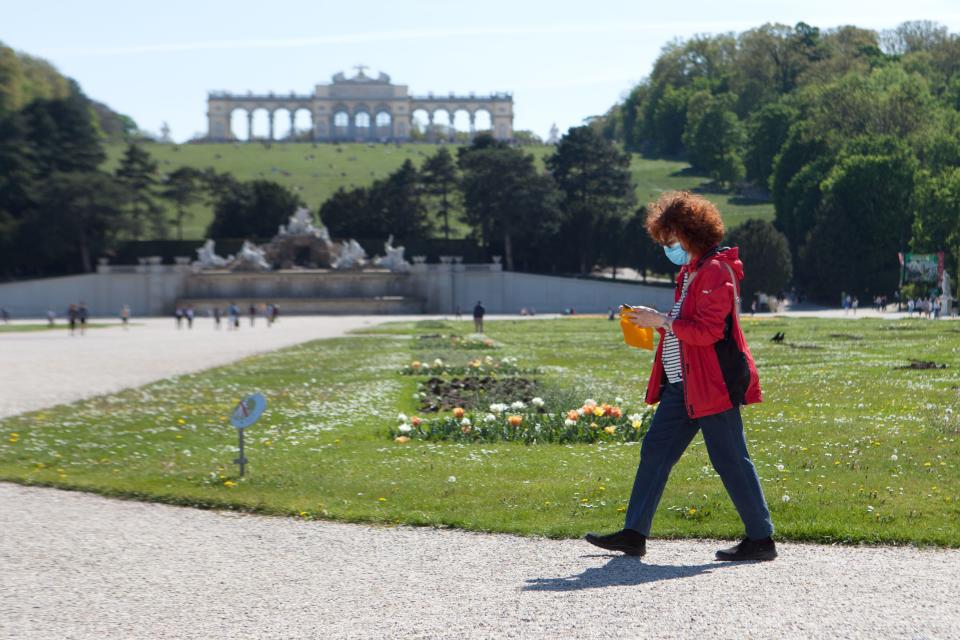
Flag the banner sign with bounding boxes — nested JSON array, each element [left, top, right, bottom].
[[900, 252, 944, 283]]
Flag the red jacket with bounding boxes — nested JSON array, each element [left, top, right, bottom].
[[644, 246, 762, 418]]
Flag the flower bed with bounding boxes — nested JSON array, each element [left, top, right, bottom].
[[400, 355, 535, 376], [416, 376, 541, 412], [416, 334, 499, 350], [390, 398, 653, 444]]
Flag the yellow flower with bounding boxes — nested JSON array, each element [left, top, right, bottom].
[[632, 419, 643, 430], [592, 407, 605, 417], [378, 497, 387, 502], [603, 425, 616, 435], [617, 506, 626, 513], [299, 511, 309, 517], [263, 440, 272, 447], [589, 422, 599, 429], [223, 480, 237, 488], [688, 507, 697, 515], [177, 418, 186, 425]]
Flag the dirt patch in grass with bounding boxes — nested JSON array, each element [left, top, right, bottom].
[[418, 376, 540, 412], [897, 360, 948, 370]]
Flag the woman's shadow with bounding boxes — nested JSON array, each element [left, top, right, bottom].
[[523, 554, 745, 592]]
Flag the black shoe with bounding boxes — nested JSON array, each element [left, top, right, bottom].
[[584, 529, 646, 556], [715, 536, 777, 561]]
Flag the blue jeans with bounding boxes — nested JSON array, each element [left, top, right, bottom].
[[623, 381, 774, 540]]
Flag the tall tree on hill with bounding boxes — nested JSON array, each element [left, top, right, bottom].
[[370, 159, 431, 242], [420, 147, 460, 241], [682, 91, 746, 188], [318, 186, 379, 238], [207, 179, 303, 239], [21, 171, 131, 273], [545, 126, 634, 274], [115, 143, 166, 239], [160, 166, 204, 240], [19, 82, 104, 175]]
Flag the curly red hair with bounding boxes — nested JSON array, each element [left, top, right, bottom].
[[645, 191, 724, 257]]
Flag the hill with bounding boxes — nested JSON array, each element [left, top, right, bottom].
[[102, 141, 774, 240]]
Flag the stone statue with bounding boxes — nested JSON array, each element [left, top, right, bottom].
[[278, 207, 328, 239], [193, 239, 230, 270], [332, 239, 368, 270], [373, 234, 410, 272], [228, 240, 271, 272]]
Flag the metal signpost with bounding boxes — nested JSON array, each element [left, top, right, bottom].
[[229, 392, 267, 476]]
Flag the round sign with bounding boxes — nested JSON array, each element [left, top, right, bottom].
[[230, 393, 267, 429]]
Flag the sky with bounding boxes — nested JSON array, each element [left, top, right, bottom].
[[4, 0, 960, 142]]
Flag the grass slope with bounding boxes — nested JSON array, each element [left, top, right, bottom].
[[1, 316, 956, 546], [104, 142, 774, 240]]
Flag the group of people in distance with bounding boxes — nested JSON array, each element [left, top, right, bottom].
[[177, 302, 280, 330]]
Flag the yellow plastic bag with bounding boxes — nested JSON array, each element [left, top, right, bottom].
[[619, 309, 654, 350]]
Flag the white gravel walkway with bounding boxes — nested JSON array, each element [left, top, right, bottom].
[[2, 313, 959, 639], [2, 483, 958, 640]]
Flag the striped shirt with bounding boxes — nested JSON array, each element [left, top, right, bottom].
[[662, 272, 691, 383]]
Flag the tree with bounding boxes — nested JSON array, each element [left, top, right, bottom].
[[22, 171, 131, 273], [545, 126, 634, 274], [726, 220, 793, 301], [800, 138, 917, 300], [744, 101, 796, 187], [420, 147, 460, 241], [115, 143, 166, 239], [318, 185, 378, 238], [160, 166, 204, 240], [912, 167, 960, 278], [207, 179, 303, 239], [682, 91, 745, 187], [370, 159, 431, 242]]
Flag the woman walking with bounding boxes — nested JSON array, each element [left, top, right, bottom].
[[585, 192, 776, 561]]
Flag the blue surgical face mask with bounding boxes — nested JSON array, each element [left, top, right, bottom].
[[664, 242, 690, 266]]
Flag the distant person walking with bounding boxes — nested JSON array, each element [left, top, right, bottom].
[[67, 304, 78, 336], [271, 304, 279, 325], [47, 308, 55, 327], [852, 297, 859, 315], [1, 308, 9, 323], [78, 303, 88, 335], [228, 302, 240, 330], [249, 304, 257, 327], [213, 306, 222, 330], [186, 305, 195, 329], [473, 300, 485, 333], [175, 306, 184, 329], [120, 304, 130, 330]]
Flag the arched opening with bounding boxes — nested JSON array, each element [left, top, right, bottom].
[[293, 108, 312, 140], [273, 108, 292, 140], [375, 111, 392, 139], [229, 109, 249, 141], [411, 108, 430, 141], [473, 109, 493, 136], [354, 111, 371, 139], [333, 111, 350, 138], [431, 108, 453, 141], [451, 108, 472, 144], [250, 108, 270, 141]]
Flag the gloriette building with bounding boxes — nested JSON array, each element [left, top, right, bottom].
[[206, 66, 514, 142]]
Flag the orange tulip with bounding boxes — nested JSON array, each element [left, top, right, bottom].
[[508, 415, 523, 427], [609, 407, 622, 418], [453, 407, 465, 419], [566, 410, 579, 422], [394, 435, 411, 443], [410, 416, 422, 427]]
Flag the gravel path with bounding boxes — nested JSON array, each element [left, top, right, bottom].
[[2, 483, 958, 640], [3, 313, 959, 638]]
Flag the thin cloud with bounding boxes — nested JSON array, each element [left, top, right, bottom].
[[41, 21, 754, 56]]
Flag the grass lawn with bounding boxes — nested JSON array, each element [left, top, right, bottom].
[[0, 323, 113, 333], [103, 142, 773, 240], [2, 316, 955, 546]]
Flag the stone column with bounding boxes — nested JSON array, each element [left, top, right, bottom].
[[427, 111, 435, 142], [290, 111, 297, 140], [246, 111, 254, 141], [468, 112, 476, 141], [268, 111, 275, 141], [448, 111, 456, 142]]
